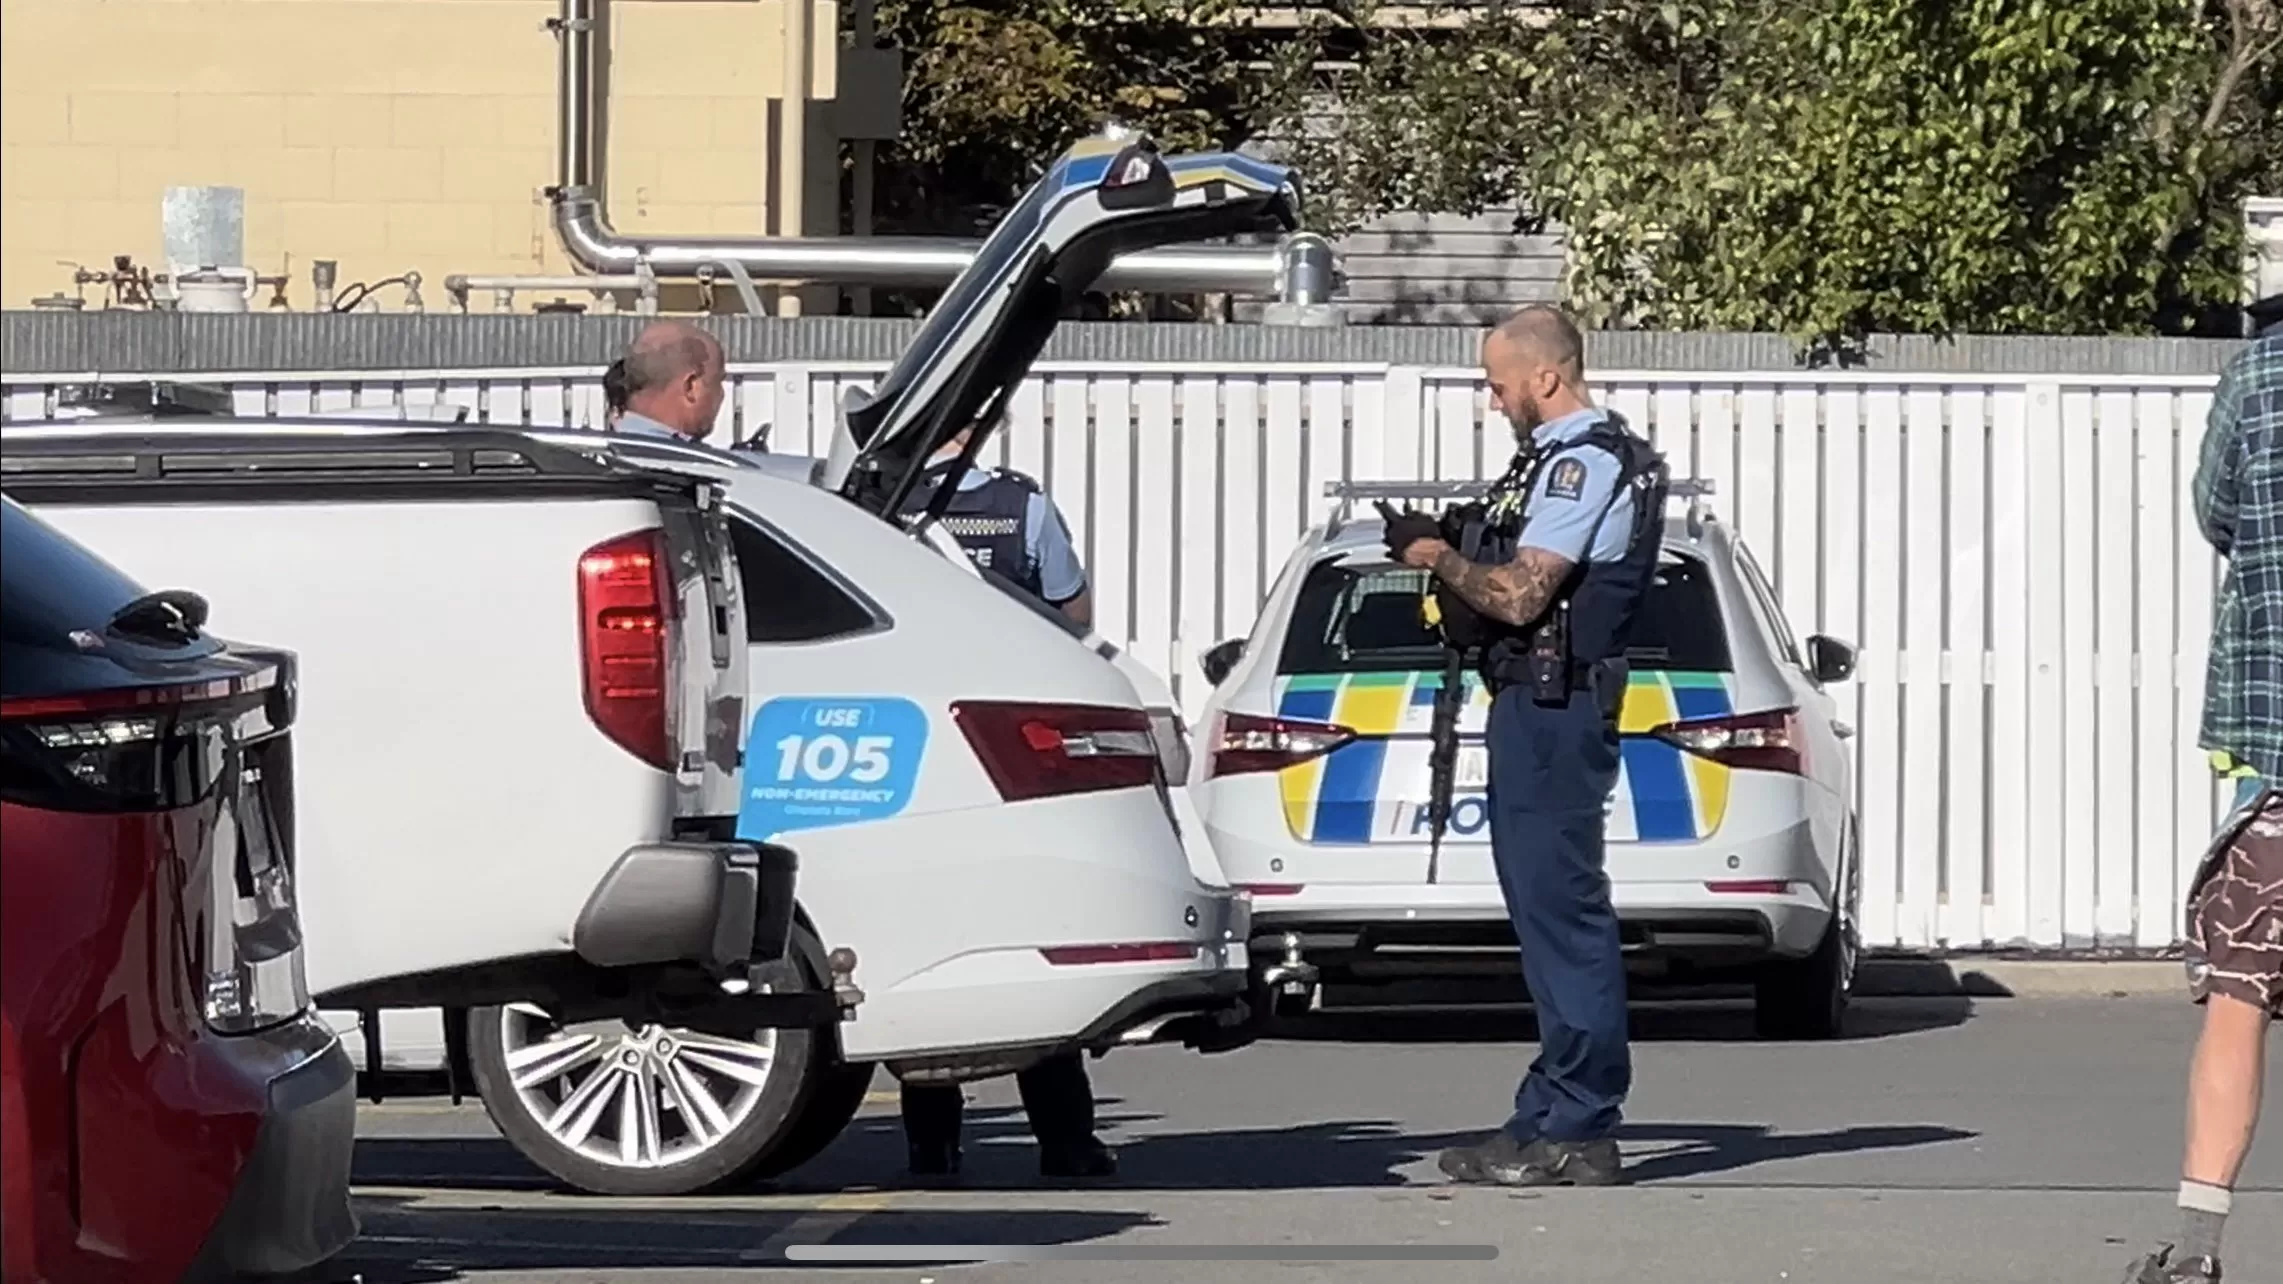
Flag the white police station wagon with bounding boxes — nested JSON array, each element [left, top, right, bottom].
[[1188, 481, 1865, 1039]]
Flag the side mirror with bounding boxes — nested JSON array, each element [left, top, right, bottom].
[[1199, 638, 1245, 687], [1807, 634, 1856, 685]]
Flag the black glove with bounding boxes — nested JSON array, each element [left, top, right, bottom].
[[1375, 501, 1443, 562]]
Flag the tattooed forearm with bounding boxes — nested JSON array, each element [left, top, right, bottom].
[[1430, 545, 1574, 627]]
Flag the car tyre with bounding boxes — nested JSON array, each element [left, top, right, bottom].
[[1753, 916, 1849, 1040], [466, 927, 844, 1196], [743, 1057, 876, 1180], [1752, 820, 1861, 1042]]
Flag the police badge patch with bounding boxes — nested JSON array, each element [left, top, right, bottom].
[[1546, 455, 1588, 501]]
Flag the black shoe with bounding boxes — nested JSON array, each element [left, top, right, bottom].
[[1039, 1140, 1118, 1180], [1436, 1134, 1621, 1187], [907, 1141, 962, 1179], [2125, 1245, 2221, 1283]]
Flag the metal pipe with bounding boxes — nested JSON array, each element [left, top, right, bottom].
[[849, 0, 877, 316], [698, 260, 767, 315], [777, 0, 809, 316], [545, 0, 1312, 296], [445, 269, 656, 314]]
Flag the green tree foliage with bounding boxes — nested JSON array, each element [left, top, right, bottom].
[[867, 0, 1276, 239], [1267, 0, 2282, 342]]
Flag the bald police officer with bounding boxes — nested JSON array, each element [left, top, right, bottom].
[[893, 422, 1110, 1181], [1386, 305, 1668, 1187], [607, 320, 726, 443]]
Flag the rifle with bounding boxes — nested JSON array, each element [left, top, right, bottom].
[[1421, 613, 1472, 884], [1378, 498, 1491, 884]]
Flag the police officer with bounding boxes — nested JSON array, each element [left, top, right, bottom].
[[606, 320, 726, 443], [892, 422, 1111, 1181], [1384, 305, 1668, 1188]]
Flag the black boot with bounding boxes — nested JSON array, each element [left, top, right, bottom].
[[1019, 1052, 1117, 1180], [1437, 1133, 1622, 1187], [900, 1080, 965, 1180], [2124, 1245, 2222, 1283]]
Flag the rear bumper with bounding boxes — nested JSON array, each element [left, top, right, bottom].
[[1246, 880, 1832, 978], [181, 1022, 359, 1282], [883, 969, 1255, 1084]]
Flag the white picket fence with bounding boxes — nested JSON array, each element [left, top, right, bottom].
[[1, 361, 2239, 954]]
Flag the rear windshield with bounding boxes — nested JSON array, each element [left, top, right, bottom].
[[0, 497, 150, 655], [1275, 551, 1733, 674]]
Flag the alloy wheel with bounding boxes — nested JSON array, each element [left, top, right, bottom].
[[494, 1003, 779, 1169]]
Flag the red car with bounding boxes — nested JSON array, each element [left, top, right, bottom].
[[1, 495, 357, 1282]]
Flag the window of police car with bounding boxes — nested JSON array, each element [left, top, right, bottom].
[[1276, 552, 1735, 676], [1732, 545, 1805, 672], [726, 514, 886, 644]]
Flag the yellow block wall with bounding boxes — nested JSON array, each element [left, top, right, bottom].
[[0, 0, 840, 312]]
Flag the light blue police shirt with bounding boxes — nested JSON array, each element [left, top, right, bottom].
[[942, 465, 1089, 604], [611, 411, 685, 441], [1515, 408, 1638, 564]]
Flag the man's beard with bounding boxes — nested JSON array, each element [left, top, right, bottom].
[[1507, 401, 1543, 446]]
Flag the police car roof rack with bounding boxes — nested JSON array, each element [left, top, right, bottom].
[[50, 379, 237, 418], [1322, 477, 1718, 539], [44, 379, 484, 427]]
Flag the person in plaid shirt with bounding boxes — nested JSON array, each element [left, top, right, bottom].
[[2126, 298, 2283, 1284], [2194, 309, 2283, 803]]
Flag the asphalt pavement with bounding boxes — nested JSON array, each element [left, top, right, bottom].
[[332, 995, 2282, 1284]]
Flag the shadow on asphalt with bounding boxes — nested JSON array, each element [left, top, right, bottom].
[[1272, 995, 1976, 1046], [356, 1110, 1976, 1197], [352, 1001, 1979, 1199], [331, 1196, 1154, 1280]]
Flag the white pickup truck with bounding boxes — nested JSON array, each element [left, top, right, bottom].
[[0, 423, 847, 1055]]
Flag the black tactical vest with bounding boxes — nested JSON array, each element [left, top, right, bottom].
[[899, 461, 1045, 600], [1461, 414, 1670, 679]]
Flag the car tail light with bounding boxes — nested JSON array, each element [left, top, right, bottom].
[[1706, 879, 1794, 895], [0, 664, 282, 812], [0, 655, 313, 1034], [952, 701, 1163, 802], [1040, 942, 1201, 966], [578, 529, 678, 772], [1652, 708, 1805, 775], [1207, 712, 1355, 779], [1236, 882, 1305, 897]]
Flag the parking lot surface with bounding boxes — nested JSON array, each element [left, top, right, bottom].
[[334, 996, 2281, 1283]]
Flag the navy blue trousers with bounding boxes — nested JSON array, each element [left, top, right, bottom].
[[1484, 681, 1632, 1143]]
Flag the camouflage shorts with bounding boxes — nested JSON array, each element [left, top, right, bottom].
[[2185, 790, 2283, 1015]]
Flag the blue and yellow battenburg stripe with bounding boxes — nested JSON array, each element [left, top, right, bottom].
[[1046, 142, 1292, 201], [1271, 670, 1736, 846]]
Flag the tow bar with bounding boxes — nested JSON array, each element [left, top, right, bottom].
[[1256, 932, 1321, 1020]]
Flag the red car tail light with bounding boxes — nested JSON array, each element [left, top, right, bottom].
[[951, 701, 1162, 802], [0, 654, 312, 1035], [0, 664, 282, 812], [1652, 708, 1805, 775], [578, 529, 678, 772], [1706, 879, 1794, 895], [1206, 712, 1355, 779], [1040, 942, 1201, 966], [1235, 882, 1305, 897]]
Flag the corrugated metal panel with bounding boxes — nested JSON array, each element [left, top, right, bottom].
[[0, 310, 2250, 375]]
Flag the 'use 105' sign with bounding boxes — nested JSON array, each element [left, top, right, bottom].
[[736, 696, 928, 841]]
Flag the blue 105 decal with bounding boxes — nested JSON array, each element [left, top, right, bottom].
[[737, 697, 928, 841]]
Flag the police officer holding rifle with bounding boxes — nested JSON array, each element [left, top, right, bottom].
[[1380, 305, 1670, 1187]]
